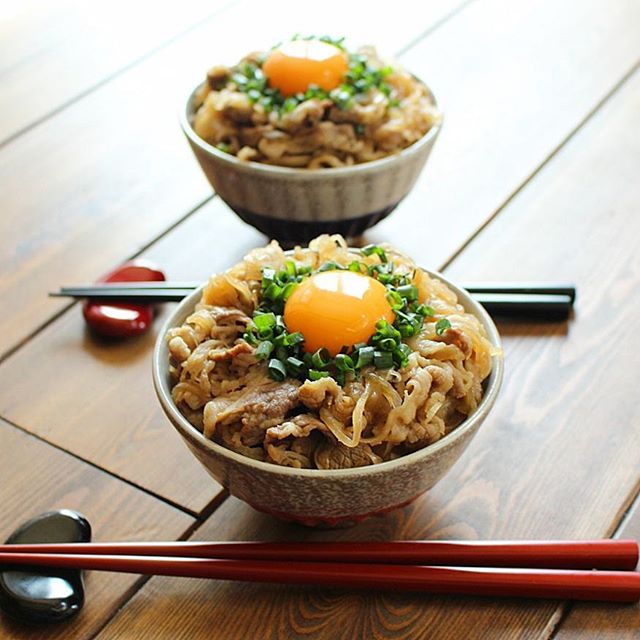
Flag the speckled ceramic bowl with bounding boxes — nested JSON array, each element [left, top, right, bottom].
[[180, 82, 441, 244], [153, 268, 503, 527]]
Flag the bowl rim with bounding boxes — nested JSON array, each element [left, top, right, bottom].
[[179, 78, 443, 179], [153, 259, 504, 479]]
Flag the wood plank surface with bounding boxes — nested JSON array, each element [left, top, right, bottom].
[[0, 0, 238, 144], [0, 0, 463, 361], [95, 50, 640, 640], [2, 0, 639, 362], [552, 499, 640, 640], [0, 305, 223, 514], [0, 418, 194, 639], [367, 0, 640, 266]]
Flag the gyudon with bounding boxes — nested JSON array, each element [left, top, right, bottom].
[[167, 235, 492, 470], [192, 35, 440, 168]]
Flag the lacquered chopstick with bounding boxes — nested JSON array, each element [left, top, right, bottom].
[[470, 293, 572, 319], [50, 282, 577, 297], [1, 539, 636, 571], [49, 283, 576, 319], [0, 553, 637, 602]]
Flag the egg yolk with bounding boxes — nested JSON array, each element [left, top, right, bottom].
[[284, 271, 395, 356], [263, 39, 348, 97]]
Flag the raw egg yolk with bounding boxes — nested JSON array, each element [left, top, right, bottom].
[[263, 39, 348, 97], [284, 271, 395, 356]]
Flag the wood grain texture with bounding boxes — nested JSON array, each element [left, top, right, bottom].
[[95, 46, 640, 640], [95, 498, 558, 640], [367, 0, 640, 267], [0, 0, 463, 360], [0, 304, 223, 514], [0, 418, 194, 639], [552, 499, 640, 640], [0, 0, 238, 143]]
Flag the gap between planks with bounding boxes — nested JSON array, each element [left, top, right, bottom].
[[439, 59, 640, 274], [0, 0, 243, 150], [0, 413, 227, 520], [542, 486, 640, 640], [0, 194, 214, 367], [0, 0, 478, 150], [85, 502, 232, 640]]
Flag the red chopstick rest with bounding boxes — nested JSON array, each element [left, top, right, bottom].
[[82, 261, 165, 338]]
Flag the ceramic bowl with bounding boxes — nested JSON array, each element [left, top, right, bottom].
[[180, 82, 442, 244], [153, 268, 503, 527]]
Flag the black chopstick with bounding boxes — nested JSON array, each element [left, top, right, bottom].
[[49, 283, 576, 319]]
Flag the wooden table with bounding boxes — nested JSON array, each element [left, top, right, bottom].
[[1, 1, 639, 637]]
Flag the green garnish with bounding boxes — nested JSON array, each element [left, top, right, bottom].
[[361, 244, 388, 262], [267, 358, 287, 381], [243, 245, 441, 385], [435, 318, 452, 335], [224, 35, 397, 117]]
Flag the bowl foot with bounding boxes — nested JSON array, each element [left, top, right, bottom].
[[230, 204, 399, 245], [246, 491, 424, 528]]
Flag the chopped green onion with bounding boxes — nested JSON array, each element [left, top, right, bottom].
[[285, 356, 305, 375], [311, 348, 332, 369], [378, 338, 397, 351], [373, 350, 393, 369], [309, 369, 330, 381], [416, 304, 435, 317], [262, 267, 276, 284], [267, 358, 287, 381], [386, 289, 403, 310], [397, 284, 418, 301], [393, 343, 412, 368], [255, 341, 274, 360], [317, 261, 343, 272], [263, 282, 282, 301], [355, 346, 374, 368], [335, 354, 354, 371], [435, 318, 452, 335], [253, 312, 276, 332], [361, 244, 387, 263], [243, 331, 258, 346], [284, 331, 304, 346], [281, 282, 298, 301]]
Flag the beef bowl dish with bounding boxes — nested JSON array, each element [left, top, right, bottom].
[[180, 36, 442, 243], [153, 235, 503, 526]]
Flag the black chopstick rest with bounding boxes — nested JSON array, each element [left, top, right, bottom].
[[0, 510, 91, 624]]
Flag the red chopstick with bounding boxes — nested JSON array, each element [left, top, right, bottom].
[[0, 539, 637, 570], [0, 552, 638, 602]]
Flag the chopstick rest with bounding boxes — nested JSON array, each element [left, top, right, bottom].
[[0, 510, 91, 624], [82, 261, 165, 338]]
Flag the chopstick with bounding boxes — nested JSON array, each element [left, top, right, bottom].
[[0, 551, 638, 602], [49, 283, 577, 319], [1, 539, 636, 570]]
